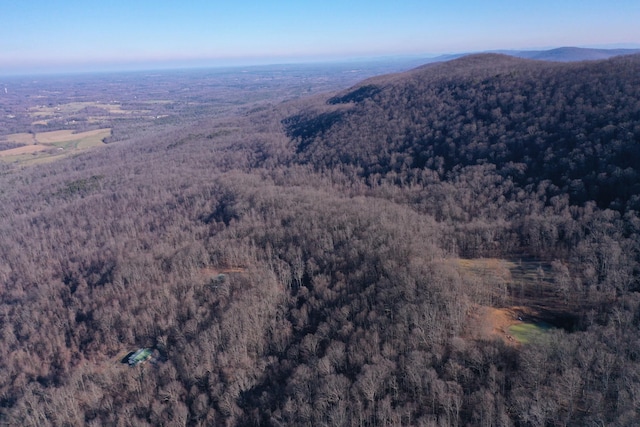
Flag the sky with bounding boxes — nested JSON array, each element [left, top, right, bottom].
[[1, 0, 639, 74]]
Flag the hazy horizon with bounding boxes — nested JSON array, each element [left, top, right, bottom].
[[2, 0, 639, 75]]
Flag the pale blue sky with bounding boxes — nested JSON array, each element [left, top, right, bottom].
[[2, 0, 639, 73]]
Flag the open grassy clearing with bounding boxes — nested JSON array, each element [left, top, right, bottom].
[[455, 257, 570, 345], [508, 322, 551, 344], [466, 305, 552, 346], [0, 128, 110, 165]]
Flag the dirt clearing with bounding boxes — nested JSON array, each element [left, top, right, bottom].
[[455, 258, 577, 346], [467, 305, 524, 345]]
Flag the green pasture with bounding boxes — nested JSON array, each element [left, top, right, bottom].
[[509, 322, 552, 344]]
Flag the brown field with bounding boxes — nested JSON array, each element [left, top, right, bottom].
[[4, 129, 110, 145], [28, 101, 128, 117], [35, 129, 107, 144], [0, 128, 111, 164], [454, 257, 514, 281], [4, 132, 36, 144], [0, 144, 50, 157]]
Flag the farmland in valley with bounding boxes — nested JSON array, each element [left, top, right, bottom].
[[0, 128, 111, 164]]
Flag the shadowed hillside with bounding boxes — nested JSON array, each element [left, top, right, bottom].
[[285, 54, 640, 212]]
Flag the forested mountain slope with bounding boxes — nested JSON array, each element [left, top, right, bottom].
[[1, 55, 640, 426], [286, 53, 640, 211]]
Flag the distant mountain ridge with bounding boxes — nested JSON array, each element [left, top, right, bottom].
[[428, 46, 640, 63], [502, 46, 640, 62]]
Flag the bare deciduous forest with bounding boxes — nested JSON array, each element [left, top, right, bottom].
[[1, 53, 640, 426]]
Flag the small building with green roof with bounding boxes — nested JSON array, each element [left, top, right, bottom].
[[128, 348, 153, 366]]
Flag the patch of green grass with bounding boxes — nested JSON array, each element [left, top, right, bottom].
[[509, 322, 551, 344]]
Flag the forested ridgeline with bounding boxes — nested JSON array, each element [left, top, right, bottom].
[[1, 54, 640, 426], [285, 53, 640, 212]]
